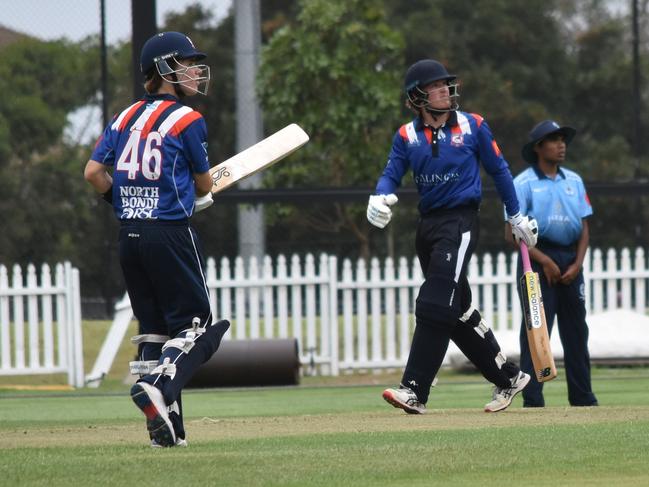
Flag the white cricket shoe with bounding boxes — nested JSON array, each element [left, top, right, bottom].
[[130, 382, 176, 447], [382, 387, 426, 414], [151, 437, 188, 448], [484, 371, 531, 412]]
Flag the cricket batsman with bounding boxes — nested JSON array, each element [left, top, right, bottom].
[[368, 59, 538, 413], [84, 31, 229, 447]]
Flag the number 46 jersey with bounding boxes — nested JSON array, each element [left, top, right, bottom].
[[91, 93, 210, 220]]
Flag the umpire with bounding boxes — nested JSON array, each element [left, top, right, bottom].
[[507, 120, 599, 407]]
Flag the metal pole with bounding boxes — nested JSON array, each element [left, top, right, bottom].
[[99, 0, 109, 127], [131, 0, 157, 101], [235, 0, 265, 261], [99, 0, 115, 318], [632, 0, 642, 174], [631, 0, 644, 244]]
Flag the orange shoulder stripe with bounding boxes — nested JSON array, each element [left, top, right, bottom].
[[118, 101, 145, 131], [140, 101, 175, 138], [492, 140, 502, 156], [470, 113, 484, 127], [169, 111, 203, 137]]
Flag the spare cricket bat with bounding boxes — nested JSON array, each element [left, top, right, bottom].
[[209, 123, 309, 193], [519, 241, 557, 382]]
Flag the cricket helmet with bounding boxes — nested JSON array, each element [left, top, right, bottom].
[[404, 59, 459, 112], [140, 31, 210, 95]]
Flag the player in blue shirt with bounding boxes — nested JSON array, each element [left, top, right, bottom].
[[369, 59, 538, 414], [507, 120, 598, 407], [84, 31, 230, 447]]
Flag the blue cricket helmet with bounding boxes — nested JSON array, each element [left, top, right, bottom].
[[140, 31, 206, 75]]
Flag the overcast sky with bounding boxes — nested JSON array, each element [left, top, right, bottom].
[[0, 0, 232, 44]]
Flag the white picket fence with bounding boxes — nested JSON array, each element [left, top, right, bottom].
[[0, 262, 84, 387], [13, 247, 648, 387], [202, 247, 649, 375]]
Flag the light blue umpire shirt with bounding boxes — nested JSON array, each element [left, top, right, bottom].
[[510, 165, 592, 247]]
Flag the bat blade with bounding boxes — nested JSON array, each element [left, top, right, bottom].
[[519, 242, 557, 383], [209, 123, 309, 194]]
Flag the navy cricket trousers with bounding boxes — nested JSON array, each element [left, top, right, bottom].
[[516, 242, 598, 407], [118, 219, 212, 339]]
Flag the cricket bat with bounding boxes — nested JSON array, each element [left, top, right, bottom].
[[519, 241, 557, 382], [209, 123, 309, 194]]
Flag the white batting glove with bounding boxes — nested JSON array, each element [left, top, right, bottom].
[[367, 194, 398, 229], [194, 193, 214, 213], [508, 212, 539, 247]]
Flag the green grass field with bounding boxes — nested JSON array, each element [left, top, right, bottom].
[[1, 366, 648, 487]]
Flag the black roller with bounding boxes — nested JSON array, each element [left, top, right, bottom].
[[186, 338, 301, 388]]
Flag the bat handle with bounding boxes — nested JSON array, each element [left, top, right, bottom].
[[520, 241, 533, 273]]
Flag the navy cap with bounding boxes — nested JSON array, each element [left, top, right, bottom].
[[522, 120, 576, 164]]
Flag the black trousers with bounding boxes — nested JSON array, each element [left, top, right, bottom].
[[402, 206, 518, 403], [415, 206, 479, 320], [517, 242, 598, 407]]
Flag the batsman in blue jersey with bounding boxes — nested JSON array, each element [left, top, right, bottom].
[[84, 32, 229, 447], [369, 59, 538, 413]]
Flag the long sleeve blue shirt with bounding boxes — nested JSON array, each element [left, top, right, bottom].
[[375, 111, 520, 216]]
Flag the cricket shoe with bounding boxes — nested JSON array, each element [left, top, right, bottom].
[[484, 371, 531, 412], [130, 382, 176, 447], [382, 387, 426, 414], [151, 437, 188, 448]]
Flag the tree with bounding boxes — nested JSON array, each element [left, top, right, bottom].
[[0, 38, 99, 263], [257, 0, 405, 258]]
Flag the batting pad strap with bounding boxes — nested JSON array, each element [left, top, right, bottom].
[[473, 320, 489, 338], [129, 360, 159, 376], [495, 352, 507, 368], [163, 337, 195, 354], [162, 321, 207, 354], [459, 305, 477, 323], [151, 358, 177, 379], [131, 334, 170, 345]]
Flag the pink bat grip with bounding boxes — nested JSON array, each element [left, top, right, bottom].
[[520, 241, 533, 273]]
